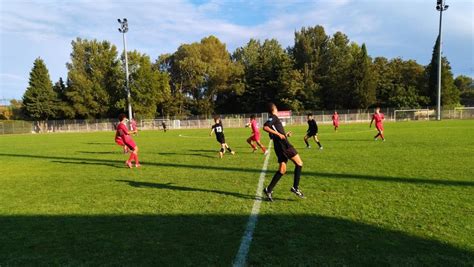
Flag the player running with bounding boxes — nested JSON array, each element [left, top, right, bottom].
[[332, 111, 339, 132], [210, 116, 235, 158], [304, 113, 323, 150], [263, 103, 304, 202], [370, 107, 385, 141], [245, 114, 267, 154], [116, 113, 140, 168]]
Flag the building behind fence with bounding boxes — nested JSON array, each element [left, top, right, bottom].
[[1, 107, 473, 135]]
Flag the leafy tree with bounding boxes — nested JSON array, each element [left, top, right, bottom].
[[320, 32, 353, 109], [22, 58, 56, 120], [164, 36, 243, 116], [65, 38, 123, 119], [454, 75, 474, 106], [125, 50, 171, 119], [234, 39, 304, 112], [290, 25, 329, 109]]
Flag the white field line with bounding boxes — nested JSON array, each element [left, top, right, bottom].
[[233, 140, 272, 267]]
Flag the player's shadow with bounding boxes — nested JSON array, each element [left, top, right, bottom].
[[1, 153, 473, 187], [116, 179, 292, 201], [77, 151, 119, 155], [1, 214, 472, 265], [157, 152, 215, 159], [52, 160, 123, 169]]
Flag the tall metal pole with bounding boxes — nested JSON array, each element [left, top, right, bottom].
[[436, 7, 443, 120], [122, 32, 132, 120], [436, 0, 448, 121], [118, 18, 133, 120]]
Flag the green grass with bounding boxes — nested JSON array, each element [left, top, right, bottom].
[[1, 120, 473, 266]]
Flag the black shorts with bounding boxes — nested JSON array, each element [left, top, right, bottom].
[[306, 131, 317, 137], [216, 134, 226, 144], [274, 141, 298, 163]]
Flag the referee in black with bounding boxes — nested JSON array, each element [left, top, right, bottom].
[[263, 103, 305, 201]]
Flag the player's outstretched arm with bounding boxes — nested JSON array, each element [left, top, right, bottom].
[[209, 129, 215, 136], [369, 118, 374, 128]]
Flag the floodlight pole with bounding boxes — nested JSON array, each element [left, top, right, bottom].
[[118, 18, 133, 120], [436, 0, 448, 121]]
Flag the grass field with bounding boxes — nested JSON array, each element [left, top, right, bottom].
[[1, 120, 473, 266]]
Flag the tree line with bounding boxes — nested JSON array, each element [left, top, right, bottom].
[[17, 25, 473, 121]]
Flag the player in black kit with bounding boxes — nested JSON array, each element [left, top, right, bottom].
[[263, 103, 304, 201], [210, 116, 235, 158], [304, 113, 323, 149]]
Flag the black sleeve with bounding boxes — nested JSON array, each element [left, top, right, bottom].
[[264, 119, 273, 128]]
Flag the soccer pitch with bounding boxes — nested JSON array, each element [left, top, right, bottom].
[[1, 120, 473, 265]]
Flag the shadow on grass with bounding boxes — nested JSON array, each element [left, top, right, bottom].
[[116, 179, 293, 201], [158, 152, 216, 159], [77, 151, 120, 155], [0, 214, 472, 265], [1, 152, 473, 187]]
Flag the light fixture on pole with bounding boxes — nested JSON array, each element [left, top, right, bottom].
[[435, 0, 448, 120], [118, 18, 133, 120]]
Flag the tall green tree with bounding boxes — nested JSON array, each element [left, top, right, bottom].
[[22, 58, 56, 120], [320, 32, 353, 109], [290, 25, 329, 109], [125, 50, 171, 119], [425, 36, 460, 107], [52, 77, 75, 119], [65, 38, 123, 119], [349, 43, 376, 108]]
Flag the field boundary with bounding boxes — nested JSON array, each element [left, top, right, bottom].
[[233, 140, 273, 267]]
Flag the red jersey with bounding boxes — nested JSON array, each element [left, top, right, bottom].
[[250, 119, 260, 135], [116, 123, 129, 139], [373, 113, 384, 124], [332, 114, 339, 122]]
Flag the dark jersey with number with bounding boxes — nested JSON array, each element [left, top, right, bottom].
[[307, 119, 318, 134], [212, 122, 225, 143]]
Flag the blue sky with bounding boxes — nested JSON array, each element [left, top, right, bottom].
[[0, 0, 473, 101]]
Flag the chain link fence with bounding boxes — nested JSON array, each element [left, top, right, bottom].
[[0, 107, 473, 135]]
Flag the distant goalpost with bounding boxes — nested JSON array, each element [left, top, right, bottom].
[[394, 109, 433, 121], [453, 107, 474, 119]]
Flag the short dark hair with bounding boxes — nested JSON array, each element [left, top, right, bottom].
[[118, 113, 127, 121], [250, 114, 256, 119], [214, 116, 220, 121], [267, 102, 276, 113], [307, 113, 313, 117]]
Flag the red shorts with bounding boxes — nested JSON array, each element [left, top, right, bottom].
[[122, 136, 137, 150], [115, 137, 125, 146], [250, 133, 260, 142], [333, 121, 339, 127], [376, 124, 384, 131]]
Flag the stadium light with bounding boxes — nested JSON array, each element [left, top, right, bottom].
[[118, 18, 133, 120], [435, 0, 448, 121]]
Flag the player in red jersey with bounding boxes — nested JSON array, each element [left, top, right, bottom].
[[116, 113, 140, 167], [370, 107, 385, 141], [245, 115, 267, 154], [332, 111, 339, 132]]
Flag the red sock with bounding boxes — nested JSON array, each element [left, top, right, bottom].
[[134, 153, 139, 165], [261, 146, 266, 152], [128, 153, 135, 163]]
